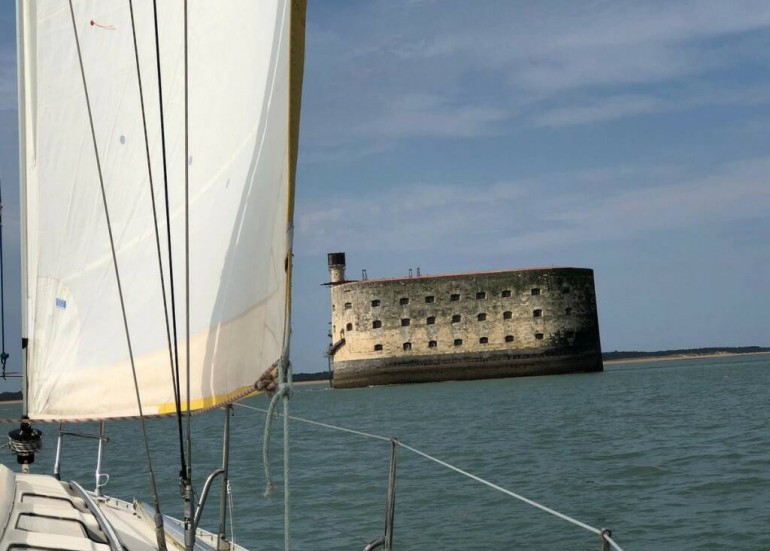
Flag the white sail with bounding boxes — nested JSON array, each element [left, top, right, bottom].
[[18, 0, 304, 420]]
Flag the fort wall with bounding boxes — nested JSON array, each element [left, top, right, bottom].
[[327, 253, 602, 388]]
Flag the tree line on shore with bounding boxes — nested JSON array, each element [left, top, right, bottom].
[[602, 345, 770, 361]]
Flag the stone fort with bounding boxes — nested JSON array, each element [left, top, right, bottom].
[[326, 252, 603, 388]]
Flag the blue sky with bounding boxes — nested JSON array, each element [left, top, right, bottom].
[[1, 1, 769, 385]]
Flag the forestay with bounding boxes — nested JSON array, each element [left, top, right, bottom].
[[18, 0, 303, 420]]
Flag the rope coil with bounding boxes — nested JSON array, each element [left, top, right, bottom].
[[262, 380, 292, 498], [8, 420, 42, 465], [7, 433, 42, 455]]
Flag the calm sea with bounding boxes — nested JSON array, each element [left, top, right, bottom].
[[1, 353, 768, 550]]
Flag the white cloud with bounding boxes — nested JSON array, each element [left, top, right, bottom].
[[535, 95, 661, 127], [296, 158, 770, 257], [535, 85, 770, 128], [363, 93, 511, 139], [301, 0, 770, 158]]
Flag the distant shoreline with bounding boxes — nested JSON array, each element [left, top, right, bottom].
[[1, 350, 766, 403], [604, 350, 770, 366]]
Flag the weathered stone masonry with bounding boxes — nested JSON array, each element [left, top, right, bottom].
[[327, 253, 603, 388]]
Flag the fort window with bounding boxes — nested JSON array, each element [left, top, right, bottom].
[[428, 340, 437, 349], [346, 323, 353, 331], [533, 309, 543, 318], [371, 299, 381, 307], [535, 333, 544, 340], [403, 342, 412, 351], [503, 311, 512, 320], [450, 293, 460, 302], [453, 339, 463, 347], [374, 344, 383, 352], [562, 287, 571, 294], [477, 313, 487, 321], [344, 302, 352, 309], [565, 307, 572, 316], [425, 295, 435, 303], [479, 337, 488, 345], [476, 291, 486, 300], [505, 335, 514, 343], [372, 320, 382, 329], [400, 297, 409, 305], [531, 288, 540, 296], [332, 304, 335, 311], [401, 318, 410, 327], [501, 290, 511, 298], [451, 314, 461, 323], [426, 316, 436, 325]]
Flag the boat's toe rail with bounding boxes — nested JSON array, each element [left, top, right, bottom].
[[0, 465, 111, 550]]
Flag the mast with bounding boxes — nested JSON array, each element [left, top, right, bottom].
[[0, 166, 9, 378], [8, 0, 40, 460], [15, 0, 28, 417]]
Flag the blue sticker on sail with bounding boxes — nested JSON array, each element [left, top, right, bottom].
[[56, 298, 67, 310]]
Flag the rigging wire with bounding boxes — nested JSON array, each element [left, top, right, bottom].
[[0, 163, 9, 379], [126, 0, 181, 431], [183, 0, 192, 486], [150, 0, 188, 481], [237, 402, 625, 551], [182, 4, 197, 550], [66, 2, 167, 549]]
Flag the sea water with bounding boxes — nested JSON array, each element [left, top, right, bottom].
[[1, 353, 768, 550]]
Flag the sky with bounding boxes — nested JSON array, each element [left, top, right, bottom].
[[0, 1, 769, 387]]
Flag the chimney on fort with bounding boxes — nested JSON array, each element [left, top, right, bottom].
[[328, 252, 347, 284]]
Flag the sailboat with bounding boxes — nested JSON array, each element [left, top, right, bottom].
[[2, 0, 306, 549]]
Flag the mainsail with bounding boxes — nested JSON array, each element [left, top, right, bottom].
[[18, 0, 305, 420]]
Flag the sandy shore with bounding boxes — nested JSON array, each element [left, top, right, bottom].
[[604, 351, 770, 366]]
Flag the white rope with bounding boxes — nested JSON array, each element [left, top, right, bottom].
[[261, 389, 285, 497], [236, 404, 624, 551], [227, 480, 236, 547], [281, 361, 292, 551]]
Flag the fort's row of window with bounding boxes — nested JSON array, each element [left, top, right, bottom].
[[341, 286, 576, 312], [357, 309, 571, 330], [359, 287, 574, 309], [372, 332, 567, 352]]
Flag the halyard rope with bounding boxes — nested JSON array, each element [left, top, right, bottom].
[[261, 389, 283, 497], [238, 402, 624, 551]]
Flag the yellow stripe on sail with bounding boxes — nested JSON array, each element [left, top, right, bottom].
[[157, 385, 262, 415]]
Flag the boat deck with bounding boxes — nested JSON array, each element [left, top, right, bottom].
[[0, 464, 240, 551]]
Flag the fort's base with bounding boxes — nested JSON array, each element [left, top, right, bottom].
[[332, 348, 603, 388]]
